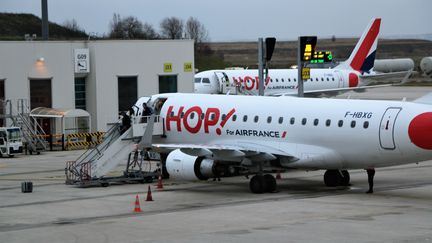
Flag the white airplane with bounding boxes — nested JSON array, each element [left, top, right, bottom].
[[194, 18, 411, 96], [135, 92, 432, 193]]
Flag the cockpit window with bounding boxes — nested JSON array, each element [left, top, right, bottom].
[[194, 78, 201, 83], [202, 78, 210, 84]]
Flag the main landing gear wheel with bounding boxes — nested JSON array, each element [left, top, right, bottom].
[[249, 174, 277, 193], [323, 170, 350, 187]]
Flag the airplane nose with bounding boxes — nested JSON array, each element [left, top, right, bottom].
[[408, 112, 432, 150], [349, 73, 359, 87]]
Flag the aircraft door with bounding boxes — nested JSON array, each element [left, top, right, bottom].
[[214, 72, 229, 94], [379, 107, 402, 150], [334, 70, 344, 88]]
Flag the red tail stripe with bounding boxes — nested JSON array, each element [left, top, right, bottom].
[[350, 19, 381, 71]]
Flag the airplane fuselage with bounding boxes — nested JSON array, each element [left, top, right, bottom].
[[194, 69, 362, 96], [155, 93, 432, 170]]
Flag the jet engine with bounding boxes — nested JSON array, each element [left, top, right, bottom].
[[166, 149, 238, 181]]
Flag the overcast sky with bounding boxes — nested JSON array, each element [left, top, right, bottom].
[[2, 0, 431, 41]]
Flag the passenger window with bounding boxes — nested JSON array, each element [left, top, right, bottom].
[[170, 111, 174, 117], [338, 120, 343, 127], [180, 112, 184, 118], [321, 78, 324, 81], [194, 78, 201, 83], [243, 115, 248, 122], [351, 120, 356, 128], [202, 78, 210, 84], [288, 78, 291, 82], [278, 117, 283, 124], [276, 79, 279, 82], [313, 119, 319, 126], [232, 114, 237, 121], [271, 79, 273, 82], [316, 78, 319, 81], [327, 78, 329, 81], [201, 113, 205, 120], [221, 114, 226, 120], [290, 117, 295, 125], [267, 116, 272, 123], [282, 78, 284, 82], [294, 78, 297, 82], [363, 121, 369, 129], [326, 119, 331, 127], [211, 113, 216, 120], [302, 118, 307, 125], [332, 78, 335, 81], [190, 113, 195, 119], [254, 116, 259, 123]]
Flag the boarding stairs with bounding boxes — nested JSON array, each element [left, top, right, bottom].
[[65, 115, 164, 186], [0, 99, 47, 154]]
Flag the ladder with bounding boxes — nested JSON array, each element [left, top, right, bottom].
[[65, 115, 164, 186]]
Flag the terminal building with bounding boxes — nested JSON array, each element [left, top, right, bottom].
[[0, 40, 195, 134]]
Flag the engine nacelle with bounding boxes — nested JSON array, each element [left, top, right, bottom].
[[166, 149, 238, 181]]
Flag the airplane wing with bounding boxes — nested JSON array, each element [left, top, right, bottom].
[[360, 69, 415, 84], [152, 142, 297, 162], [269, 84, 393, 98]]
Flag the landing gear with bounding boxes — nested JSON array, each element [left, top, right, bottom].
[[324, 170, 350, 187], [249, 174, 277, 193]]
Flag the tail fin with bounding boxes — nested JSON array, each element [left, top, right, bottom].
[[337, 18, 381, 73]]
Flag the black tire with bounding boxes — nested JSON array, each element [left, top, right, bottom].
[[249, 175, 265, 194], [340, 170, 350, 186], [101, 182, 109, 187], [263, 174, 277, 192], [324, 170, 341, 187]]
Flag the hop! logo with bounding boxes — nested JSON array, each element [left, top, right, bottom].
[[233, 76, 271, 91], [166, 106, 236, 135]]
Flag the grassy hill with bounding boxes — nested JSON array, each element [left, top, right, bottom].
[[0, 13, 87, 40], [203, 38, 432, 70]]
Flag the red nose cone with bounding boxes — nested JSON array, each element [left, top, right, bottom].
[[349, 73, 359, 87], [408, 112, 432, 150]]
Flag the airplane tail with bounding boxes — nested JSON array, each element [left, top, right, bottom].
[[336, 18, 381, 73]]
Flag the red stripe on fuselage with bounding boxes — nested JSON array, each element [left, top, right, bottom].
[[350, 19, 381, 71]]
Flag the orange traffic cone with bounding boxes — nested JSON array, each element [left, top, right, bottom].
[[133, 194, 142, 213], [156, 175, 163, 189], [276, 171, 282, 180], [145, 185, 153, 201]]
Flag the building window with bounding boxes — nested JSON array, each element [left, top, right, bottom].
[[118, 76, 137, 112], [74, 77, 86, 110], [159, 75, 178, 93]]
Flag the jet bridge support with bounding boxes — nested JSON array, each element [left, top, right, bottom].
[[65, 115, 163, 187]]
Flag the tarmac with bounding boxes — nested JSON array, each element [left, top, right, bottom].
[[1, 86, 432, 243]]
